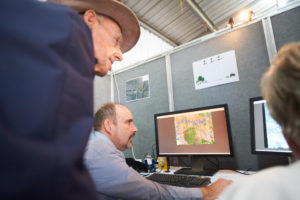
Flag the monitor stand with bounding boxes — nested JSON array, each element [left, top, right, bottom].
[[174, 156, 217, 176]]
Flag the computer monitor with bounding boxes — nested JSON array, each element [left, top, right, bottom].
[[154, 104, 233, 175], [249, 97, 292, 155]]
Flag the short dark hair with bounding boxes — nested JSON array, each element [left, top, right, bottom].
[[93, 103, 118, 131]]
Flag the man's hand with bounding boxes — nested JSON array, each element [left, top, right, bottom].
[[200, 178, 232, 200]]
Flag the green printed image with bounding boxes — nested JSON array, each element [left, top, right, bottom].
[[196, 75, 205, 84]]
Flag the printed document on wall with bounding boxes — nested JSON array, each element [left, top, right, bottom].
[[193, 50, 239, 90], [126, 74, 150, 102]]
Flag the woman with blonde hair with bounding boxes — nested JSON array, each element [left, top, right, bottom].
[[220, 42, 300, 200]]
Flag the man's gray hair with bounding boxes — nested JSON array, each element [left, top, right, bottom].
[[261, 42, 300, 147]]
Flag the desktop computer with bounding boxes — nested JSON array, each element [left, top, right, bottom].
[[249, 97, 292, 155], [154, 104, 233, 176]]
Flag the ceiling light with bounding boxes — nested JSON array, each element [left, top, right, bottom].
[[240, 10, 254, 23]]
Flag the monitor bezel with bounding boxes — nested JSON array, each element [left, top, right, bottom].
[[154, 104, 234, 157], [249, 96, 292, 156]]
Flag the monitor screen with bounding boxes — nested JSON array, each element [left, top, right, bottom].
[[250, 97, 291, 155], [154, 104, 233, 156]]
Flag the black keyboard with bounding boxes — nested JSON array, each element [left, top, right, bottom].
[[146, 173, 210, 187]]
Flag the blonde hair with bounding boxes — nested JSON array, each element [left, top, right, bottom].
[[261, 42, 300, 147]]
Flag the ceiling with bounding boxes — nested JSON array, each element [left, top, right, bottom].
[[121, 0, 299, 47]]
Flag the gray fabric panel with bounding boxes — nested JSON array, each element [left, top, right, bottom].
[[94, 75, 111, 113], [114, 58, 169, 159], [170, 22, 288, 170], [271, 6, 300, 50]]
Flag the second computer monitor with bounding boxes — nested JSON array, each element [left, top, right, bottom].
[[250, 97, 291, 155]]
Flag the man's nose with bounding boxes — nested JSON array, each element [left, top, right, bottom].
[[133, 124, 138, 133], [114, 48, 123, 61]]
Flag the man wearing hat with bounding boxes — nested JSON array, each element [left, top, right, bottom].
[[49, 0, 140, 77], [0, 0, 139, 199]]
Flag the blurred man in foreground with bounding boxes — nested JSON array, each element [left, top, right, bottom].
[[0, 0, 139, 199]]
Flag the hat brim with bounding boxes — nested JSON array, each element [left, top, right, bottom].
[[48, 0, 140, 53]]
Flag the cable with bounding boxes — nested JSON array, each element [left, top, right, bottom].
[[234, 168, 252, 175], [131, 145, 137, 161], [112, 70, 120, 103], [151, 143, 157, 159]]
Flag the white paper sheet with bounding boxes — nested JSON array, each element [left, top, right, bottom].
[[193, 50, 239, 90]]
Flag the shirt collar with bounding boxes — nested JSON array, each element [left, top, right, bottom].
[[92, 131, 116, 149]]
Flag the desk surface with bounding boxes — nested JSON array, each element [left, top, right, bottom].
[[210, 169, 251, 183]]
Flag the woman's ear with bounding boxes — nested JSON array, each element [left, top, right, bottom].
[[82, 9, 98, 28]]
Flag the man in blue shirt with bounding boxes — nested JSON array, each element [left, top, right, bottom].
[[0, 0, 139, 199], [85, 103, 232, 199]]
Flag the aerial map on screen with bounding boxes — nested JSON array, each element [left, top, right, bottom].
[[264, 103, 289, 149], [175, 112, 215, 145]]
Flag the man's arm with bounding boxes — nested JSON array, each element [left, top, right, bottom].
[[85, 138, 205, 199], [200, 178, 232, 200]]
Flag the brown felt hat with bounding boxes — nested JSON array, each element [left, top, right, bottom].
[[48, 0, 140, 53]]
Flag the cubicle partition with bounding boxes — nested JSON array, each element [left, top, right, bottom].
[[271, 6, 300, 50], [113, 58, 170, 159], [94, 75, 111, 113], [170, 21, 270, 170], [94, 6, 300, 170]]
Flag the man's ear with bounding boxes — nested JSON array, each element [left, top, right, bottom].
[[82, 9, 98, 28], [284, 133, 300, 159], [103, 119, 113, 135]]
